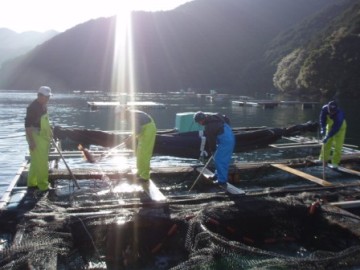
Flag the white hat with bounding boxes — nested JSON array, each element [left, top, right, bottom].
[[38, 86, 52, 96]]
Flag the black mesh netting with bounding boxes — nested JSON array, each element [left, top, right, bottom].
[[1, 186, 360, 270]]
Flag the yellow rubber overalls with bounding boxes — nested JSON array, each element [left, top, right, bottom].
[[27, 113, 52, 191], [319, 116, 347, 166], [136, 120, 157, 180]]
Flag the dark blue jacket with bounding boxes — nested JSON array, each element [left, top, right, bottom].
[[320, 104, 346, 138]]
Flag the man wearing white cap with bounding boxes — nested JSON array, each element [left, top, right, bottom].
[[25, 86, 53, 192]]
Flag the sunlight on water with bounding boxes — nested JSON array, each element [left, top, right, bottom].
[[113, 182, 142, 193]]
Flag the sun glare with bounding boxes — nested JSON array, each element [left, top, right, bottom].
[[112, 4, 134, 93], [111, 3, 136, 132], [111, 1, 146, 156]]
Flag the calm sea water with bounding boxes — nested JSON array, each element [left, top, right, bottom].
[[1, 90, 359, 196]]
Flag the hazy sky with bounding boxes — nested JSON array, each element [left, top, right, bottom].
[[0, 0, 194, 33]]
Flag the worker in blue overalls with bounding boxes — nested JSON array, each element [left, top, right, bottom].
[[194, 111, 235, 186], [319, 100, 347, 168]]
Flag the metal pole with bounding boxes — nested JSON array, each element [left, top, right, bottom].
[[188, 155, 213, 192], [52, 138, 80, 189], [96, 141, 127, 162], [322, 143, 326, 180]]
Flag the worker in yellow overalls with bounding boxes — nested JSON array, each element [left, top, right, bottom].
[[116, 106, 157, 182], [25, 86, 53, 191], [319, 101, 347, 168]]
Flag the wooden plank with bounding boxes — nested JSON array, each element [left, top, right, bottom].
[[337, 166, 360, 177], [269, 142, 321, 149], [142, 179, 166, 201], [129, 169, 166, 201], [327, 164, 360, 177], [218, 182, 246, 195], [196, 167, 245, 195], [197, 167, 214, 179], [271, 163, 332, 187], [0, 161, 28, 210], [330, 200, 360, 209]]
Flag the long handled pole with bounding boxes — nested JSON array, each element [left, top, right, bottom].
[[51, 137, 80, 189], [78, 137, 129, 163], [96, 140, 127, 162], [322, 143, 326, 180], [188, 155, 213, 192]]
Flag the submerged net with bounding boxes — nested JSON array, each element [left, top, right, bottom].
[[1, 182, 360, 270]]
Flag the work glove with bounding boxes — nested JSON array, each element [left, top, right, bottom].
[[322, 136, 329, 144], [199, 150, 208, 162], [200, 150, 208, 158]]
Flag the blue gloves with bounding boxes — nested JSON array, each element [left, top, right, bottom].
[[322, 136, 329, 144]]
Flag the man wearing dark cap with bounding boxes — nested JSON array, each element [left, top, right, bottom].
[[319, 100, 347, 168], [194, 111, 234, 186], [25, 86, 53, 192]]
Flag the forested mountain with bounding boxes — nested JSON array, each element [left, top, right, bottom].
[[272, 0, 360, 98], [0, 0, 357, 98], [0, 28, 58, 68]]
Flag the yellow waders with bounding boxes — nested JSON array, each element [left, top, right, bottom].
[[136, 120, 156, 180], [319, 116, 347, 166], [27, 114, 51, 191]]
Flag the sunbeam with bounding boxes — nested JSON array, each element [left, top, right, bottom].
[[112, 4, 135, 100]]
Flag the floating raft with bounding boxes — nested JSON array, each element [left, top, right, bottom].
[[87, 101, 166, 110], [231, 100, 279, 109], [4, 135, 360, 213], [279, 101, 318, 109], [232, 100, 318, 109], [2, 134, 360, 269]]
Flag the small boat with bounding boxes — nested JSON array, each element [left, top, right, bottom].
[[53, 121, 319, 159]]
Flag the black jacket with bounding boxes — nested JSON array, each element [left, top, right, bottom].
[[203, 114, 229, 153]]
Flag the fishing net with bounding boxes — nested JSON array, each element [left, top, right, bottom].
[[1, 181, 360, 270]]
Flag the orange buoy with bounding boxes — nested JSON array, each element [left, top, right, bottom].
[[309, 201, 321, 215]]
